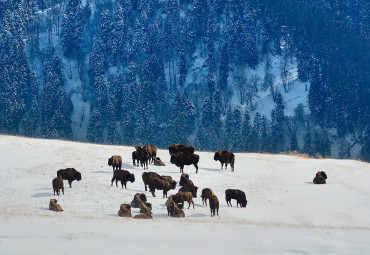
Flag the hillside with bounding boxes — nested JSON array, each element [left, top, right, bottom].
[[0, 135, 369, 254]]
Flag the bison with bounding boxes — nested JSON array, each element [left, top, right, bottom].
[[168, 144, 195, 155], [142, 172, 161, 191], [214, 150, 235, 171], [201, 188, 215, 206], [111, 170, 135, 189], [118, 204, 132, 217], [313, 171, 327, 184], [131, 193, 148, 208], [136, 146, 151, 169], [179, 185, 198, 198], [148, 176, 176, 198], [173, 191, 195, 209], [225, 189, 247, 207], [49, 199, 63, 212], [209, 195, 219, 217], [146, 145, 157, 163], [170, 152, 199, 173], [168, 201, 185, 218], [179, 173, 193, 187], [153, 157, 165, 166], [57, 168, 81, 188], [52, 175, 64, 196], [108, 155, 122, 171], [132, 151, 139, 167], [133, 213, 153, 219]]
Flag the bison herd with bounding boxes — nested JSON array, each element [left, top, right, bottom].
[[49, 143, 328, 219]]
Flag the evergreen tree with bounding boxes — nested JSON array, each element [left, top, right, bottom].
[[303, 130, 313, 156], [290, 131, 299, 152], [241, 109, 252, 152], [232, 107, 242, 151], [223, 107, 233, 150]]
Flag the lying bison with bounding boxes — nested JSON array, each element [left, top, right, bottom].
[[131, 193, 147, 208], [57, 168, 81, 188], [133, 213, 153, 219], [214, 150, 235, 171], [52, 175, 64, 196], [201, 188, 215, 206], [167, 201, 185, 218], [225, 189, 247, 207], [111, 170, 135, 189], [168, 144, 195, 155], [179, 173, 193, 187], [209, 195, 219, 217], [108, 155, 122, 171], [118, 204, 132, 217], [142, 172, 161, 191], [313, 171, 327, 184], [170, 152, 199, 173], [49, 199, 63, 212], [153, 157, 165, 166], [148, 176, 177, 198]]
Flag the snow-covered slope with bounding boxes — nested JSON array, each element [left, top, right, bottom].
[[0, 135, 369, 254]]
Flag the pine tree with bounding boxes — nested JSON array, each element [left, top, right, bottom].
[[232, 107, 242, 151], [290, 131, 299, 152], [241, 109, 252, 152], [218, 41, 229, 91], [303, 130, 313, 156], [223, 107, 233, 150]]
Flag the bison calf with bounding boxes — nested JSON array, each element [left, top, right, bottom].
[[57, 168, 81, 188], [209, 195, 219, 217], [108, 155, 122, 171], [49, 199, 63, 212], [111, 170, 135, 189], [153, 157, 165, 166], [52, 176, 64, 196], [225, 189, 247, 207], [201, 188, 215, 206], [173, 191, 195, 209]]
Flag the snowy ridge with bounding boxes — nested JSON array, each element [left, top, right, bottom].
[[0, 135, 369, 254]]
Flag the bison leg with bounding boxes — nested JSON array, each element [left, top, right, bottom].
[[68, 180, 72, 188], [61, 187, 64, 195], [216, 208, 218, 216], [211, 208, 213, 217], [192, 200, 195, 209], [221, 162, 223, 170], [180, 165, 184, 173], [194, 163, 198, 174], [144, 184, 147, 191], [205, 198, 208, 206], [111, 177, 115, 186], [225, 163, 228, 170], [115, 179, 119, 187]]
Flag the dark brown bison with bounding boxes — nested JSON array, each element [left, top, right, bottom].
[[147, 145, 157, 163], [313, 171, 327, 184], [173, 191, 195, 209], [111, 170, 135, 189], [209, 195, 219, 217], [168, 144, 195, 155], [136, 146, 151, 169], [57, 168, 81, 188], [179, 173, 193, 186], [132, 151, 139, 167], [168, 201, 185, 218], [170, 152, 199, 173], [179, 184, 198, 198], [118, 204, 132, 217], [142, 172, 161, 191], [131, 193, 147, 208], [214, 150, 235, 171], [153, 157, 165, 166], [201, 188, 215, 206], [148, 176, 177, 198], [108, 155, 122, 171], [225, 189, 247, 207], [52, 176, 64, 196], [49, 199, 63, 212], [133, 213, 153, 219]]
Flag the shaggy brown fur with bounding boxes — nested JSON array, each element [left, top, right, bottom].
[[153, 157, 165, 166], [118, 204, 132, 217], [111, 170, 135, 189], [168, 201, 185, 218], [52, 176, 64, 196], [136, 146, 151, 169], [147, 145, 157, 163], [209, 195, 219, 217], [179, 184, 198, 198], [225, 189, 247, 207], [133, 213, 153, 219], [214, 150, 235, 171], [313, 171, 327, 184], [49, 199, 63, 212], [168, 144, 195, 155], [148, 176, 177, 198], [139, 201, 152, 214], [57, 168, 81, 188], [108, 155, 122, 171], [170, 152, 200, 173], [201, 188, 215, 206], [179, 173, 193, 186], [131, 193, 148, 208], [132, 151, 139, 167], [173, 191, 195, 209], [142, 172, 161, 191]]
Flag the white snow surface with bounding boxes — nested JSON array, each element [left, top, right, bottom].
[[0, 135, 369, 254]]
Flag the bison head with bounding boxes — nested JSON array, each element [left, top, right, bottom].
[[241, 200, 248, 207], [170, 154, 177, 164], [192, 186, 199, 198], [50, 199, 57, 204], [170, 180, 177, 190], [129, 174, 135, 183], [319, 171, 327, 179], [108, 157, 113, 166], [214, 152, 220, 161], [76, 171, 82, 181]]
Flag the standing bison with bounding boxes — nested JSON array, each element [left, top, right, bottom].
[[214, 150, 235, 171], [168, 144, 195, 155], [52, 176, 64, 196], [170, 152, 199, 173], [108, 155, 122, 171], [209, 195, 219, 217], [225, 189, 247, 207], [111, 170, 135, 189], [57, 168, 81, 188]]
